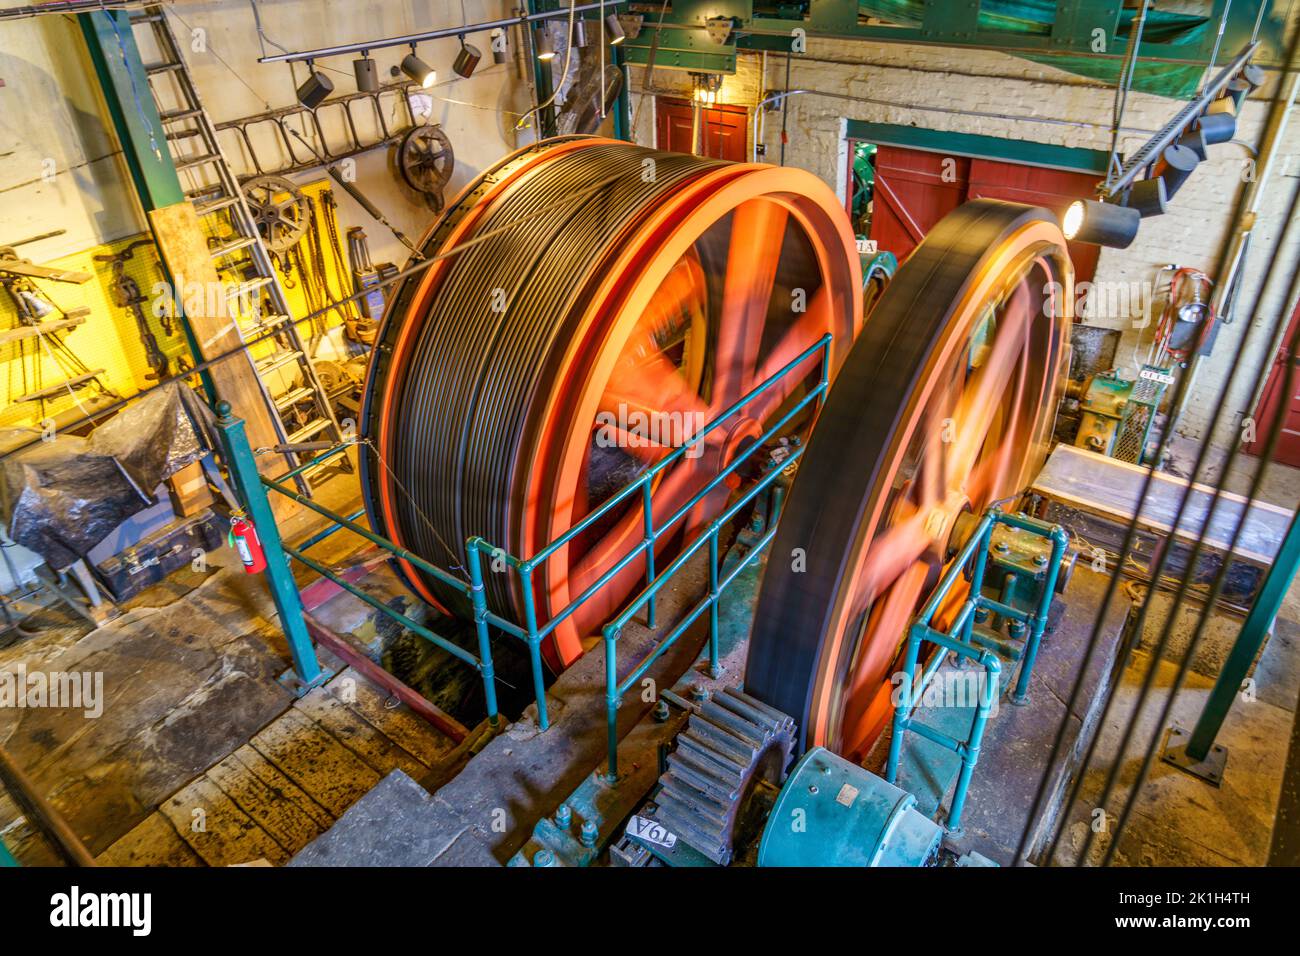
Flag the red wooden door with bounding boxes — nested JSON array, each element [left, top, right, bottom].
[[656, 98, 747, 161], [870, 147, 969, 261], [1247, 299, 1300, 466], [865, 144, 1099, 285]]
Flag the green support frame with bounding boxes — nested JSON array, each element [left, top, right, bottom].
[[845, 119, 1111, 174]]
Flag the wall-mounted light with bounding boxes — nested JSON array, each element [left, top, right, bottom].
[[490, 28, 509, 64], [453, 36, 482, 78], [399, 44, 437, 87], [296, 61, 334, 109], [535, 27, 557, 61], [693, 72, 723, 106], [605, 13, 626, 45], [353, 51, 378, 93], [1062, 199, 1141, 249]]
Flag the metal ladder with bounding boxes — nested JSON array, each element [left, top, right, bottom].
[[128, 4, 345, 490]]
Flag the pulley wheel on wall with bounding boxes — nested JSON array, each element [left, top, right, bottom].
[[361, 137, 861, 671], [397, 124, 455, 210], [745, 199, 1073, 761], [242, 175, 310, 253]]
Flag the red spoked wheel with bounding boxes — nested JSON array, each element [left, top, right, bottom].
[[744, 200, 1073, 761], [361, 138, 861, 671]]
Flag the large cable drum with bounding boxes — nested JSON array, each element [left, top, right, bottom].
[[361, 138, 862, 671], [745, 200, 1073, 761]]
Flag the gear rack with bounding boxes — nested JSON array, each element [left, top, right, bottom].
[[128, 3, 345, 490]]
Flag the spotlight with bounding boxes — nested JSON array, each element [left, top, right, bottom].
[[1128, 177, 1167, 218], [1242, 64, 1266, 89], [490, 28, 508, 64], [1225, 76, 1250, 112], [453, 36, 482, 78], [573, 18, 590, 48], [1178, 126, 1207, 161], [1196, 111, 1237, 145], [605, 13, 626, 45], [296, 63, 333, 109], [400, 46, 437, 88], [1062, 199, 1141, 249], [353, 53, 378, 93], [617, 14, 645, 40], [535, 28, 557, 61], [1158, 143, 1199, 197]]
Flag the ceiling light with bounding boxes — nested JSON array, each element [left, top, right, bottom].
[[1128, 177, 1167, 218], [605, 13, 626, 45], [400, 46, 437, 87], [1158, 143, 1199, 198], [296, 62, 333, 109], [535, 28, 557, 61], [1196, 111, 1237, 145], [353, 53, 378, 93], [1062, 199, 1141, 249], [453, 36, 482, 78]]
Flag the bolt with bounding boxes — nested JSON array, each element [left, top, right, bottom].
[[580, 820, 598, 848], [534, 848, 556, 867], [553, 803, 572, 829], [1034, 553, 1049, 568], [652, 699, 670, 722], [974, 607, 991, 624], [690, 683, 709, 702], [995, 541, 1010, 554]]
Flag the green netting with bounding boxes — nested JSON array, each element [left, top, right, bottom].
[[858, 1, 1253, 98]]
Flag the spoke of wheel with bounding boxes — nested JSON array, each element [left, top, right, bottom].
[[744, 285, 835, 423], [600, 348, 709, 422], [947, 284, 1032, 483], [841, 559, 931, 758], [714, 199, 788, 405], [849, 505, 935, 621]]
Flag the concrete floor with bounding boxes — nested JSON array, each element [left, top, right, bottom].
[[1050, 449, 1300, 866]]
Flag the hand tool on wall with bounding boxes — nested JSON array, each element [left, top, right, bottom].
[[94, 239, 170, 380]]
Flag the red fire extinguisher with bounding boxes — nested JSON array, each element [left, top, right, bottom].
[[229, 515, 267, 574]]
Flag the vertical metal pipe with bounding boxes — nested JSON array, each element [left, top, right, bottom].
[[215, 403, 324, 689], [641, 481, 657, 629], [708, 532, 721, 677], [1013, 527, 1068, 704], [466, 541, 501, 728], [885, 623, 923, 783], [604, 626, 621, 780], [948, 655, 1001, 832], [516, 561, 549, 730]]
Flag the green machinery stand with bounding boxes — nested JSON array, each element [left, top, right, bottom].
[[1163, 508, 1300, 785]]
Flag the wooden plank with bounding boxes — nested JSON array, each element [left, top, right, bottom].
[[250, 709, 380, 818], [147, 201, 295, 518], [0, 259, 92, 283], [206, 750, 330, 854], [305, 615, 469, 742], [1032, 444, 1291, 564], [294, 687, 429, 782], [97, 813, 204, 867], [327, 667, 457, 769], [159, 776, 288, 867], [227, 744, 336, 831], [0, 315, 86, 345]]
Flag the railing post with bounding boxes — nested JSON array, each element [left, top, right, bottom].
[[465, 539, 500, 729], [707, 530, 722, 678], [1013, 523, 1068, 704], [604, 625, 621, 782], [641, 482, 657, 629], [885, 622, 923, 784], [948, 653, 1001, 833], [214, 401, 327, 692], [516, 558, 550, 731]]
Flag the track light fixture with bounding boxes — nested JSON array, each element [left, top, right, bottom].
[[1062, 199, 1141, 249], [605, 13, 626, 45], [453, 36, 482, 78], [1195, 111, 1237, 146], [1127, 177, 1167, 218], [1158, 143, 1199, 198], [296, 61, 334, 109], [353, 51, 379, 93], [535, 27, 557, 61], [573, 18, 590, 48], [400, 44, 437, 88]]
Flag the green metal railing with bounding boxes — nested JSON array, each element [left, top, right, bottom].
[[885, 508, 1067, 831], [217, 334, 833, 759]]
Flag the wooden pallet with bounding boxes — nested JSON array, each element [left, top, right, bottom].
[[96, 666, 473, 867]]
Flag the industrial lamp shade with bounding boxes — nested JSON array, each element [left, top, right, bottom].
[[1062, 199, 1141, 249], [401, 52, 437, 88], [353, 56, 379, 93], [605, 13, 626, 44], [296, 68, 334, 109], [1158, 143, 1200, 198], [1128, 177, 1167, 218], [454, 41, 482, 78], [1196, 111, 1237, 145]]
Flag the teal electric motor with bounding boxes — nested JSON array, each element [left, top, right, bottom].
[[757, 747, 942, 867]]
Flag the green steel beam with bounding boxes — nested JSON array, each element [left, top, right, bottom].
[[844, 119, 1111, 173], [78, 10, 184, 208]]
